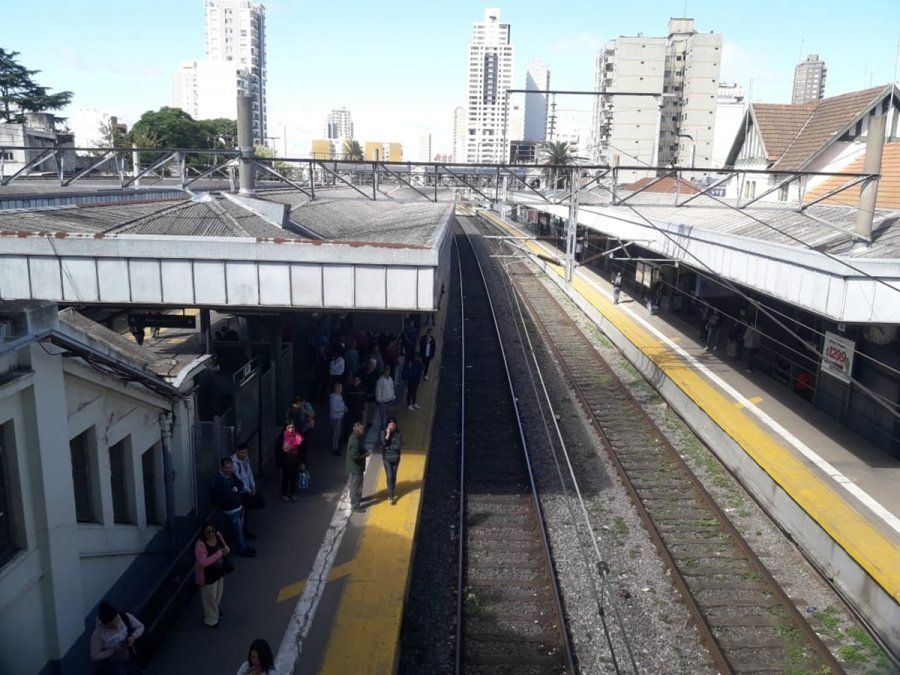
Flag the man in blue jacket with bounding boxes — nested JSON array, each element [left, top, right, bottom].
[[211, 457, 256, 557]]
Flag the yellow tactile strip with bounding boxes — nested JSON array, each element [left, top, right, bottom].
[[318, 319, 445, 675], [479, 209, 900, 602]]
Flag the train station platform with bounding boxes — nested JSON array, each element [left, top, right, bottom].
[[145, 308, 447, 675], [473, 208, 900, 654]]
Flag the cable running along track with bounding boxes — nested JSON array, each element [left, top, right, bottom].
[[454, 231, 575, 674], [470, 213, 844, 674]]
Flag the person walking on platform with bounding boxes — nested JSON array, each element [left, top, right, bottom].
[[743, 324, 762, 372], [194, 523, 230, 629], [211, 458, 255, 557], [329, 351, 345, 388], [612, 272, 623, 305], [375, 367, 396, 430], [236, 639, 278, 675], [404, 353, 424, 411], [329, 382, 348, 456], [381, 418, 403, 505], [347, 375, 367, 426], [346, 422, 369, 512], [419, 327, 437, 380], [278, 421, 304, 503], [231, 443, 264, 541]]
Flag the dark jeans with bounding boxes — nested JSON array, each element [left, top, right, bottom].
[[746, 347, 759, 372], [406, 381, 420, 406], [222, 507, 247, 553], [240, 492, 265, 532], [348, 472, 364, 508], [383, 459, 400, 499], [422, 356, 434, 376], [281, 462, 299, 496]]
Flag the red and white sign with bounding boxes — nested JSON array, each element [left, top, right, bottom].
[[821, 331, 855, 383]]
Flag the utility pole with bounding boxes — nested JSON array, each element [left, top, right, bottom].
[[565, 166, 580, 283]]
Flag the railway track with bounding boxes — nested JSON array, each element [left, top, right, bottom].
[[454, 231, 575, 674], [468, 212, 843, 674]]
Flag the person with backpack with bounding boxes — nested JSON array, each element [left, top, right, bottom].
[[90, 601, 144, 673], [194, 523, 231, 629]]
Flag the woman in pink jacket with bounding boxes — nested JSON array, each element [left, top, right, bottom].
[[279, 421, 305, 503], [195, 523, 230, 628]]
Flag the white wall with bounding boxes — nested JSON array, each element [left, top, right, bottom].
[[0, 340, 196, 674]]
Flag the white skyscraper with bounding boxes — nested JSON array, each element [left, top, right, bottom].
[[523, 60, 550, 142], [590, 18, 722, 179], [172, 59, 249, 121], [204, 0, 267, 143], [465, 8, 514, 163], [452, 106, 467, 163], [326, 109, 354, 141], [712, 82, 745, 168], [418, 133, 433, 162]]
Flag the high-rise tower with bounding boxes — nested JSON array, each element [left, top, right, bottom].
[[792, 54, 827, 104], [204, 0, 267, 144], [465, 8, 515, 163]]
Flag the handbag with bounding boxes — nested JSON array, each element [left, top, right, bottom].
[[221, 557, 236, 574], [297, 469, 311, 491]]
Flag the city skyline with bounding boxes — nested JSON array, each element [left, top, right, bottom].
[[3, 0, 898, 157]]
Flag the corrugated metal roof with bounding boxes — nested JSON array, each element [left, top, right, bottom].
[[577, 189, 900, 259], [0, 194, 298, 239]]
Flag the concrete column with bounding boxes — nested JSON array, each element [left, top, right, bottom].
[[159, 411, 176, 550], [854, 114, 886, 242], [131, 144, 140, 188], [200, 309, 211, 355], [565, 167, 580, 283], [236, 95, 256, 195], [27, 343, 85, 659]]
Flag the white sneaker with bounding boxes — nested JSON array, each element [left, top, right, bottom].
[[407, 405, 415, 411], [414, 404, 420, 410], [424, 375, 430, 381]]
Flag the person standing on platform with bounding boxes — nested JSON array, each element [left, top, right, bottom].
[[404, 354, 424, 411], [743, 324, 762, 372], [361, 358, 380, 428], [90, 601, 145, 672], [346, 422, 369, 512], [381, 418, 403, 505], [278, 422, 304, 503], [375, 367, 396, 430], [346, 375, 367, 427], [329, 351, 345, 388], [236, 639, 278, 675], [613, 272, 623, 305], [194, 524, 230, 629], [419, 327, 437, 381], [329, 382, 348, 456], [230, 443, 264, 541], [211, 458, 255, 557], [705, 309, 722, 351]]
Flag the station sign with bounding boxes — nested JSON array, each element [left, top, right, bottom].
[[821, 331, 855, 383]]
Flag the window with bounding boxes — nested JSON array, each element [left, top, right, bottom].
[[142, 446, 160, 526], [0, 151, 13, 161], [0, 421, 19, 567], [110, 439, 131, 525], [71, 430, 96, 523]]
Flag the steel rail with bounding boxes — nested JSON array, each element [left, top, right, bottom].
[[453, 229, 575, 674]]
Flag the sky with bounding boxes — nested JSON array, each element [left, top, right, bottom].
[[4, 0, 899, 157]]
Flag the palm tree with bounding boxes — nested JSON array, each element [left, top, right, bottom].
[[540, 140, 578, 189], [343, 139, 364, 161]]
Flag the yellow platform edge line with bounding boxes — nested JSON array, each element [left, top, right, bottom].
[[318, 319, 446, 674], [477, 209, 900, 601]]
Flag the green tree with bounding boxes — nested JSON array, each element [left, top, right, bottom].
[[343, 139, 363, 161], [540, 140, 579, 189], [127, 107, 209, 149], [199, 117, 238, 148], [0, 48, 73, 123], [253, 143, 291, 172]]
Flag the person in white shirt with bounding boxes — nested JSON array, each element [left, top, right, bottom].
[[329, 352, 345, 387], [236, 638, 278, 675], [329, 383, 348, 456], [375, 367, 396, 431]]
